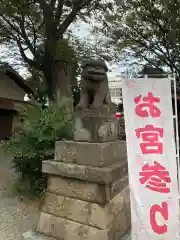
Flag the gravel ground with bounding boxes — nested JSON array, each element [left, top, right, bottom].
[[0, 149, 40, 240], [0, 148, 131, 240]]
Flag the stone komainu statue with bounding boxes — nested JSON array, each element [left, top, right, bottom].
[[76, 59, 111, 109]]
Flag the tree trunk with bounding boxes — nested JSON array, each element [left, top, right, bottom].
[[43, 37, 73, 104], [43, 40, 56, 101], [53, 61, 73, 100], [43, 60, 73, 107], [44, 66, 56, 101]]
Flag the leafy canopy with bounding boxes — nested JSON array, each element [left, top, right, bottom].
[[92, 0, 180, 77], [0, 0, 115, 69], [0, 0, 118, 100]]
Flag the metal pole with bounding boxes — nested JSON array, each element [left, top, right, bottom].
[[171, 74, 180, 240], [172, 74, 180, 189]]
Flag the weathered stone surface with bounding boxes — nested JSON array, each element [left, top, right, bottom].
[[48, 173, 128, 204], [74, 118, 92, 142], [124, 202, 131, 228], [48, 176, 107, 204], [109, 173, 129, 200], [23, 230, 56, 240], [42, 160, 128, 184], [36, 210, 129, 240], [74, 115, 117, 142], [74, 105, 117, 142], [122, 186, 131, 227], [108, 209, 129, 240], [121, 186, 130, 204], [37, 212, 109, 240], [55, 141, 127, 167], [41, 190, 124, 229], [117, 118, 126, 140], [34, 185, 130, 240], [76, 104, 116, 117], [121, 231, 131, 240], [76, 60, 111, 110]]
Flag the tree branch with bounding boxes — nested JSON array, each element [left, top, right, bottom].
[[1, 15, 21, 37], [0, 19, 41, 70], [16, 38, 41, 70], [1, 14, 37, 59], [27, 15, 37, 51], [123, 24, 172, 67], [57, 0, 92, 37], [19, 14, 35, 56], [55, 0, 65, 25]]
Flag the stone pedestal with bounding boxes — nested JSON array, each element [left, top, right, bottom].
[[74, 105, 118, 142], [24, 106, 130, 240]]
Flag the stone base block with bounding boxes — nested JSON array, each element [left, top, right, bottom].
[[41, 188, 128, 229], [36, 209, 129, 240], [42, 160, 127, 184], [47, 172, 128, 205], [35, 187, 131, 240], [55, 141, 127, 167]]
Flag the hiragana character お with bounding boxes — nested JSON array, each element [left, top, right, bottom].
[[134, 92, 161, 117]]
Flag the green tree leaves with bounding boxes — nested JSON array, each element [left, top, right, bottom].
[[93, 0, 180, 78], [3, 96, 74, 197]]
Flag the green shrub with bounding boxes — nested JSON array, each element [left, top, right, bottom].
[[3, 97, 74, 198]]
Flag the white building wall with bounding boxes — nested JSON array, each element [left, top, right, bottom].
[[108, 72, 123, 104]]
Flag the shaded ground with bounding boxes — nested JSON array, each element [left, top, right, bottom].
[[0, 148, 40, 240]]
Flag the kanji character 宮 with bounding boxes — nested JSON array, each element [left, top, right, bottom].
[[139, 161, 171, 193], [134, 92, 161, 117], [136, 125, 164, 154], [150, 201, 168, 234]]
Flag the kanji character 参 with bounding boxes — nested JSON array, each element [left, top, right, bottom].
[[150, 201, 168, 234], [134, 92, 161, 117], [136, 125, 164, 154], [139, 161, 171, 193]]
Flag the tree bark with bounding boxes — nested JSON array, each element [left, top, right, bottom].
[[42, 38, 57, 101], [43, 59, 73, 103], [43, 59, 56, 101], [53, 61, 73, 100], [42, 36, 74, 103]]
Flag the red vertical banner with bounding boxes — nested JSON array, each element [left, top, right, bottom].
[[122, 77, 179, 240]]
